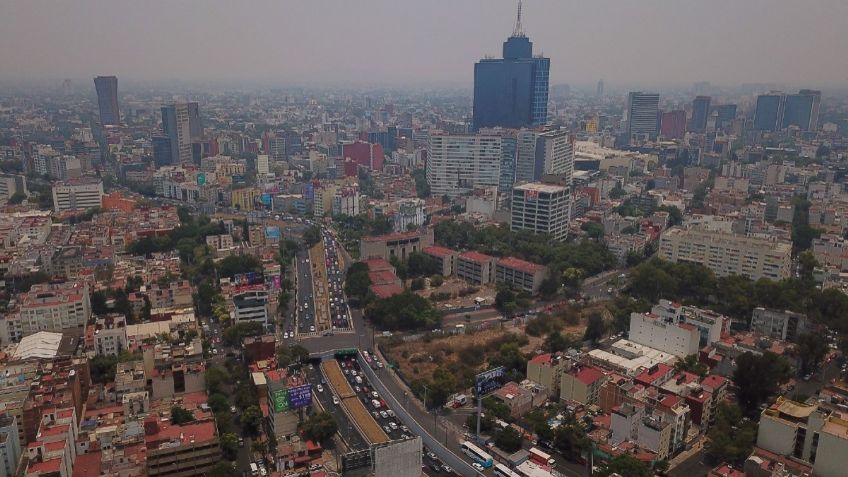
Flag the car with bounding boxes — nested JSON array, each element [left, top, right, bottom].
[[317, 384, 324, 393], [230, 405, 237, 414], [238, 437, 244, 447], [310, 326, 315, 332], [283, 332, 289, 339], [401, 425, 409, 432], [472, 463, 484, 471], [442, 465, 453, 474], [383, 425, 392, 433], [354, 386, 361, 393], [389, 422, 398, 430], [332, 396, 340, 405], [380, 410, 388, 419], [343, 369, 349, 375], [372, 411, 380, 419], [372, 391, 379, 399], [804, 374, 812, 381], [426, 451, 436, 460], [387, 410, 395, 417]]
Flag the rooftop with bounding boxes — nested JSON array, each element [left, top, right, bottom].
[[459, 250, 494, 263], [422, 245, 455, 258], [497, 256, 546, 274], [513, 182, 567, 193]]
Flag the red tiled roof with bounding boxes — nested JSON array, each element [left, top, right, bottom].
[[701, 375, 728, 390], [575, 367, 605, 385], [634, 363, 673, 386], [530, 353, 552, 365], [72, 451, 102, 477], [362, 230, 422, 243], [368, 270, 399, 286], [459, 251, 494, 263], [422, 246, 455, 258], [364, 258, 393, 272], [28, 458, 62, 474], [497, 256, 545, 274], [145, 420, 217, 447], [371, 284, 403, 299]]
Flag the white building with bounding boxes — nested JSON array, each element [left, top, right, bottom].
[[649, 299, 728, 347], [257, 154, 270, 175], [628, 312, 700, 358], [1, 282, 91, 343], [0, 174, 27, 203], [511, 182, 570, 241], [658, 227, 792, 281], [750, 307, 811, 341], [0, 415, 21, 477], [426, 134, 502, 198], [514, 130, 539, 183], [51, 179, 104, 212], [233, 290, 269, 326], [392, 198, 425, 232], [534, 129, 574, 181]]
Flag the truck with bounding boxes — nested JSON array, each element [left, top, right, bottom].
[[528, 447, 555, 466]]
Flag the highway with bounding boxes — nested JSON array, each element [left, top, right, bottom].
[[304, 364, 368, 452], [320, 360, 389, 444], [295, 249, 316, 336]]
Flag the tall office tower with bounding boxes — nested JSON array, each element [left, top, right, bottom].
[[187, 102, 202, 140], [61, 79, 72, 96], [426, 134, 502, 198], [660, 110, 687, 140], [596, 80, 604, 97], [472, 2, 550, 130], [511, 182, 570, 241], [715, 104, 737, 129], [499, 135, 517, 193], [534, 129, 574, 181], [625, 92, 660, 144], [690, 96, 711, 133], [514, 130, 540, 183], [93, 76, 120, 126], [152, 136, 173, 167], [754, 93, 785, 131], [782, 90, 821, 131], [161, 103, 192, 164]]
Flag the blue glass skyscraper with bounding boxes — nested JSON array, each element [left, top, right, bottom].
[[473, 3, 549, 131]]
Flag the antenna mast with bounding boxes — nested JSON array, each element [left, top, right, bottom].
[[512, 0, 524, 37]]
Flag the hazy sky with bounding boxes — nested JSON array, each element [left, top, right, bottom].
[[2, 0, 847, 87]]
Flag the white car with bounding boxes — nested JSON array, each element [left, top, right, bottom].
[[389, 422, 398, 430], [317, 384, 324, 393], [310, 325, 315, 332], [472, 463, 484, 471], [332, 396, 340, 405], [283, 332, 289, 339]]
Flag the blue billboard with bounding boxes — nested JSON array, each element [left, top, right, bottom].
[[287, 384, 312, 409], [302, 183, 314, 201], [233, 175, 245, 184], [265, 226, 281, 240], [197, 173, 206, 186], [261, 193, 272, 207], [233, 272, 263, 286], [474, 366, 505, 396]]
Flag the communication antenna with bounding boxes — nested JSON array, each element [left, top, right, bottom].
[[512, 0, 525, 37]]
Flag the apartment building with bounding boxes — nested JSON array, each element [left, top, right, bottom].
[[51, 178, 103, 212], [494, 256, 548, 294], [750, 308, 812, 341], [422, 246, 456, 277], [628, 312, 701, 358], [144, 418, 222, 477], [455, 251, 496, 285], [649, 299, 729, 347], [511, 182, 570, 241], [560, 366, 607, 406], [526, 353, 570, 397], [360, 228, 434, 261], [426, 134, 502, 198], [233, 290, 269, 326], [757, 397, 848, 477], [658, 227, 791, 281], [1, 282, 91, 344], [0, 415, 20, 477]]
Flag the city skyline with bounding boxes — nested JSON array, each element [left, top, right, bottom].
[[1, 0, 847, 88]]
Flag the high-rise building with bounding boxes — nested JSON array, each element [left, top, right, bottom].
[[51, 178, 104, 212], [714, 104, 737, 129], [511, 182, 570, 241], [690, 96, 711, 133], [0, 174, 27, 203], [499, 135, 517, 193], [426, 134, 502, 198], [514, 130, 539, 183], [596, 80, 604, 97], [152, 136, 173, 167], [782, 89, 821, 131], [472, 3, 550, 130], [660, 110, 687, 140], [161, 103, 193, 164], [0, 414, 21, 477], [625, 92, 660, 143], [93, 76, 120, 126], [754, 93, 785, 131], [187, 101, 202, 140], [533, 128, 574, 181]]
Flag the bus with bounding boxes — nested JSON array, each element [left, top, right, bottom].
[[528, 447, 555, 466], [494, 463, 522, 477], [461, 441, 494, 468]]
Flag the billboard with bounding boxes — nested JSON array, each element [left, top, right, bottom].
[[474, 366, 506, 396], [272, 275, 281, 290], [287, 384, 312, 409], [233, 272, 264, 286], [524, 189, 539, 202], [233, 174, 245, 184], [197, 173, 206, 186], [264, 226, 281, 240], [273, 388, 289, 413], [262, 193, 272, 207], [302, 183, 314, 201]]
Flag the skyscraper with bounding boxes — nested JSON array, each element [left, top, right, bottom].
[[533, 129, 574, 182], [426, 134, 502, 198], [161, 103, 192, 164], [93, 76, 120, 126], [754, 93, 785, 131], [690, 96, 711, 133], [596, 80, 604, 97], [626, 92, 660, 144], [514, 130, 540, 183], [472, 2, 550, 130], [187, 102, 203, 140], [660, 110, 687, 140], [782, 90, 821, 131], [714, 104, 737, 129]]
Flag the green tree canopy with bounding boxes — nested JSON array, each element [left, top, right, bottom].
[[170, 406, 195, 425], [300, 412, 338, 443], [364, 290, 441, 331], [706, 403, 757, 465], [733, 351, 791, 416]]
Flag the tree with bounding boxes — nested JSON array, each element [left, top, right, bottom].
[[426, 367, 457, 408], [205, 367, 231, 394], [608, 185, 626, 199], [706, 403, 757, 466], [7, 192, 26, 204], [553, 415, 590, 461], [345, 262, 372, 303], [90, 355, 118, 384], [494, 426, 522, 453], [597, 455, 652, 477], [364, 290, 441, 331], [675, 354, 709, 377], [208, 462, 239, 477], [581, 222, 605, 240], [208, 393, 230, 414], [798, 250, 819, 282], [583, 312, 606, 343], [303, 226, 321, 247], [733, 351, 791, 416], [215, 255, 262, 279], [300, 412, 338, 443], [411, 169, 431, 198], [219, 433, 239, 460], [466, 412, 495, 433], [241, 405, 262, 435], [170, 406, 195, 425], [796, 332, 829, 374], [494, 289, 516, 313], [657, 205, 683, 227]]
